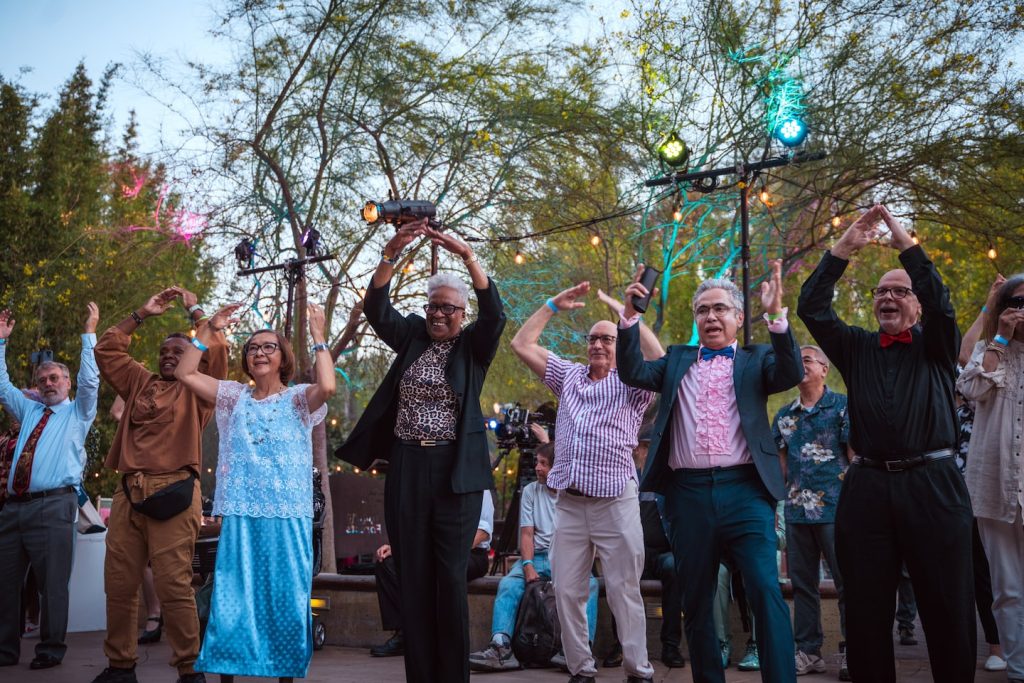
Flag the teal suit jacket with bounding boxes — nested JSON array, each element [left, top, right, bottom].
[[616, 322, 802, 500]]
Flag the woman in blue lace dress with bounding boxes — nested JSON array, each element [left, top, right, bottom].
[[175, 302, 335, 682]]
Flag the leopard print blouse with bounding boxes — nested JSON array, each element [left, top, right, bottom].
[[394, 337, 459, 440]]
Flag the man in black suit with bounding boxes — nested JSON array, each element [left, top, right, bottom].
[[336, 220, 505, 683], [616, 262, 801, 683]]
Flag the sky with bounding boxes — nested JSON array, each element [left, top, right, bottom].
[[0, 0, 230, 153]]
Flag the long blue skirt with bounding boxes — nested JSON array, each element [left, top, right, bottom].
[[197, 515, 313, 677]]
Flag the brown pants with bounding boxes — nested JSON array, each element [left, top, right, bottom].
[[103, 471, 201, 673]]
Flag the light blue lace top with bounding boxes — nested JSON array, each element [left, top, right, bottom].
[[213, 381, 327, 518]]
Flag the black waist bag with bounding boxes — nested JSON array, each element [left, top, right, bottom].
[[123, 472, 197, 520]]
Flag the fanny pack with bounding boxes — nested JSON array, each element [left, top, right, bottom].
[[122, 472, 197, 520]]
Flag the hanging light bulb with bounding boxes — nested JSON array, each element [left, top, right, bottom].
[[672, 208, 683, 222], [759, 189, 771, 204], [590, 234, 602, 247], [514, 251, 525, 265], [910, 230, 919, 245], [358, 288, 366, 298], [403, 262, 415, 274], [831, 216, 842, 228], [987, 244, 997, 260]]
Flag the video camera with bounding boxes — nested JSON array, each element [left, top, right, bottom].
[[494, 403, 552, 451]]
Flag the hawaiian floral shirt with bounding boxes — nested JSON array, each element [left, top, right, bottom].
[[772, 387, 850, 524]]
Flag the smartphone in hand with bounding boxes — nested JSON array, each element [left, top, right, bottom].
[[631, 265, 661, 314]]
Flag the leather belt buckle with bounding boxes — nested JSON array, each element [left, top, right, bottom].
[[885, 459, 906, 473], [420, 440, 437, 447]]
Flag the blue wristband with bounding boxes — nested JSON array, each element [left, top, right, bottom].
[[994, 334, 1010, 346], [522, 559, 534, 566], [0, 338, 6, 346], [982, 305, 989, 314], [191, 337, 209, 352], [545, 299, 558, 314]]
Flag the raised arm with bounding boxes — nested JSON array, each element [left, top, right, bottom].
[[0, 309, 32, 419], [615, 271, 670, 391], [75, 302, 101, 423], [95, 288, 182, 398], [305, 303, 337, 413], [959, 275, 1004, 367], [760, 261, 803, 392], [597, 286, 664, 360], [510, 282, 589, 379], [175, 303, 242, 404], [363, 223, 422, 351]]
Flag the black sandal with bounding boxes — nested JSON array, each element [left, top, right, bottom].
[[138, 615, 163, 644]]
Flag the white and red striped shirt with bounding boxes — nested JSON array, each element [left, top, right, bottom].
[[543, 354, 654, 497]]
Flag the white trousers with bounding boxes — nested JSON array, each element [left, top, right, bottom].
[[977, 509, 1024, 680], [551, 480, 654, 678]]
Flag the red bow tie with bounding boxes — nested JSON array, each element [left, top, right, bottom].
[[880, 329, 913, 348]]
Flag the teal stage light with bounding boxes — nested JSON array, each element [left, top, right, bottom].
[[773, 117, 808, 147]]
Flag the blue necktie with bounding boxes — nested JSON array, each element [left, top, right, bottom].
[[700, 346, 735, 361]]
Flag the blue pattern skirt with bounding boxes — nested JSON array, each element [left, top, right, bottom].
[[197, 515, 313, 677]]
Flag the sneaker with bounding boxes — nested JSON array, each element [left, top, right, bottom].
[[737, 641, 760, 671], [468, 642, 521, 671], [720, 640, 732, 669], [897, 625, 917, 646], [23, 621, 40, 639], [795, 650, 826, 675], [90, 667, 139, 683], [551, 651, 568, 671], [838, 644, 850, 681], [984, 654, 1007, 671]]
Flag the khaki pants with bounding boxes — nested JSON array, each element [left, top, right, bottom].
[[551, 480, 654, 679], [103, 471, 201, 674]]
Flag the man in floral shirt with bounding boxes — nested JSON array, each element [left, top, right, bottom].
[[772, 345, 850, 679]]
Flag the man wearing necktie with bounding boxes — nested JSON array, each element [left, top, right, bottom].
[[797, 205, 974, 683], [616, 262, 802, 683], [0, 303, 100, 671]]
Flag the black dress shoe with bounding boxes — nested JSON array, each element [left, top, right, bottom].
[[29, 653, 61, 670], [602, 642, 623, 668], [626, 677, 654, 683], [370, 630, 404, 657], [662, 645, 687, 668]]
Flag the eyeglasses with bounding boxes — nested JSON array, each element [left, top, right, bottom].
[[694, 303, 736, 318], [585, 334, 617, 345], [870, 286, 914, 299], [245, 342, 280, 356], [801, 356, 828, 367], [1006, 296, 1024, 310], [423, 303, 465, 316]]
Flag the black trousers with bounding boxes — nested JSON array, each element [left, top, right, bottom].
[[973, 518, 1000, 646], [384, 443, 482, 683], [836, 457, 975, 683], [375, 549, 489, 632]]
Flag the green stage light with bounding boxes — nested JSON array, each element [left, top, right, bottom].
[[657, 131, 689, 168]]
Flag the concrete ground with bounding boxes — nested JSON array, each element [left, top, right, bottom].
[[13, 629, 1007, 683]]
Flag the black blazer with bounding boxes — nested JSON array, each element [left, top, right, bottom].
[[616, 321, 802, 501], [335, 277, 506, 493]]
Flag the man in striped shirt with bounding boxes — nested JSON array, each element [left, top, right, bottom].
[[510, 280, 662, 683]]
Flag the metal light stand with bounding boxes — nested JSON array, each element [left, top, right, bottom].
[[238, 253, 335, 339], [646, 150, 826, 344]]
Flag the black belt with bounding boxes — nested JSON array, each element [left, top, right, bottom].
[[564, 487, 597, 498], [398, 439, 453, 447], [851, 448, 954, 473], [5, 485, 76, 503]]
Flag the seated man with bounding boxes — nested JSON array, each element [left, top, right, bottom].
[[469, 442, 599, 671], [371, 490, 495, 657]]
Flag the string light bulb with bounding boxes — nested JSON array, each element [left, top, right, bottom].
[[514, 251, 525, 265], [672, 208, 683, 222], [758, 189, 770, 204], [590, 234, 601, 247], [987, 244, 997, 260], [831, 216, 841, 228], [358, 288, 366, 298], [403, 262, 415, 274]]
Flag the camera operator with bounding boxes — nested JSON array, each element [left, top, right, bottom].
[[509, 280, 662, 683]]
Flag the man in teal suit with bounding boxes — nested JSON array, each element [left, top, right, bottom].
[[616, 262, 802, 683]]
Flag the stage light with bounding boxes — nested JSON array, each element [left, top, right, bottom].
[[656, 131, 689, 168], [773, 116, 808, 147], [514, 251, 525, 265], [590, 235, 601, 246], [988, 244, 997, 260], [487, 418, 499, 430]]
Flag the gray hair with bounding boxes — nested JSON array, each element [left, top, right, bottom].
[[426, 272, 470, 308], [34, 361, 70, 384], [800, 344, 830, 369], [691, 278, 744, 312]]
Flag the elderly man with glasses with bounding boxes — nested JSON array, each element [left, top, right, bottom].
[[797, 205, 974, 683], [510, 280, 662, 683], [615, 262, 802, 683]]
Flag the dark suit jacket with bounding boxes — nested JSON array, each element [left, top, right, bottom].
[[335, 277, 506, 494], [616, 321, 802, 501]]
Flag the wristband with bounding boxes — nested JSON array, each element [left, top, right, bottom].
[[381, 250, 401, 266], [312, 342, 329, 353], [130, 311, 144, 325], [0, 339, 6, 346], [191, 337, 209, 352], [982, 305, 988, 314], [522, 559, 534, 566], [545, 299, 559, 314], [766, 311, 782, 321], [994, 334, 1010, 346]]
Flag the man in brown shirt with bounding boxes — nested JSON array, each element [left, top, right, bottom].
[[91, 287, 227, 683]]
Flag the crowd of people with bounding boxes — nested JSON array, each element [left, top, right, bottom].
[[0, 204, 1021, 683]]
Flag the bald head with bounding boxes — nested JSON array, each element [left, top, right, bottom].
[[586, 320, 617, 373], [873, 269, 920, 335]]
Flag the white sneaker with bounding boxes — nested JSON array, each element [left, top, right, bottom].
[[984, 654, 1007, 671], [795, 650, 827, 675]]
